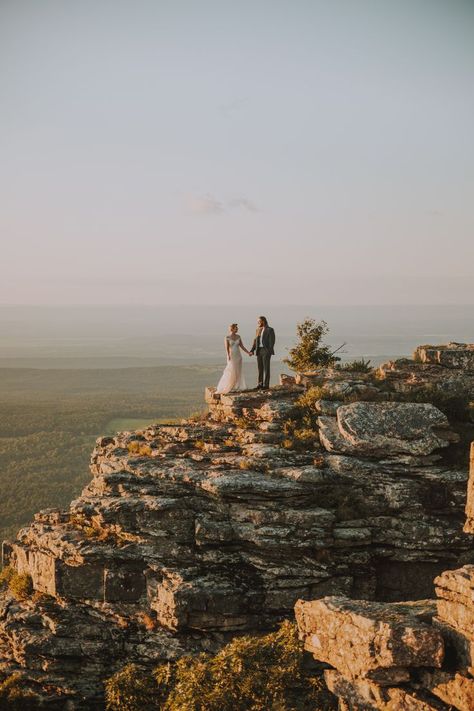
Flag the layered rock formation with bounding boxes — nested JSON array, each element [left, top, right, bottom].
[[296, 346, 474, 710], [1, 342, 473, 708]]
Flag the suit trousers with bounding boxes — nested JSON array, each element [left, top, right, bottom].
[[257, 347, 272, 388]]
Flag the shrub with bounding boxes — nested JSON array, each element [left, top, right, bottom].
[[0, 566, 15, 590], [282, 426, 319, 451], [0, 566, 33, 601], [284, 319, 341, 372], [9, 572, 33, 600], [280, 387, 333, 451], [105, 621, 336, 711], [105, 664, 161, 711], [127, 441, 152, 456], [339, 358, 372, 373], [0, 674, 41, 710]]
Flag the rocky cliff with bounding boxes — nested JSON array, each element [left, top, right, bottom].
[[296, 345, 474, 711], [1, 342, 474, 708]]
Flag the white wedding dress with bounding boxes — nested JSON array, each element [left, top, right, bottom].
[[216, 336, 247, 393]]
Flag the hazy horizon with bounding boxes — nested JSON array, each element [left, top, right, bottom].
[[1, 1, 473, 306], [1, 303, 473, 366]]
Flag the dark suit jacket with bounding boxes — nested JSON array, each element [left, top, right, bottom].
[[250, 326, 275, 355]]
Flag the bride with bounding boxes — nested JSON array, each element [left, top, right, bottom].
[[216, 323, 251, 394]]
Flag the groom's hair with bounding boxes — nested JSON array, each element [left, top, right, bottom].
[[259, 316, 268, 326]]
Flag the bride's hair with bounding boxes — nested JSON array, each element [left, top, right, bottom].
[[229, 323, 238, 331]]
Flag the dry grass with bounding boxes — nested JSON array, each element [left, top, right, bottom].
[[0, 566, 33, 600], [127, 441, 153, 457]]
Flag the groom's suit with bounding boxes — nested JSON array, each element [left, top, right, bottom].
[[250, 326, 275, 389]]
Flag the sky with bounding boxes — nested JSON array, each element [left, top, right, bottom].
[[1, 0, 473, 305]]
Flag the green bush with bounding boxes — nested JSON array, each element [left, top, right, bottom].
[[105, 621, 336, 711], [284, 320, 341, 372]]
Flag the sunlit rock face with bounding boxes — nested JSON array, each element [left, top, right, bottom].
[[1, 342, 474, 708], [295, 596, 444, 682], [295, 343, 474, 711], [415, 343, 474, 370], [464, 443, 474, 534]]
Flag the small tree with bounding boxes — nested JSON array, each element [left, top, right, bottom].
[[284, 319, 341, 372]]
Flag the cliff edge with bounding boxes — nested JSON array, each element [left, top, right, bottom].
[[1, 343, 474, 708]]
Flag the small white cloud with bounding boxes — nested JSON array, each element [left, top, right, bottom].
[[229, 197, 259, 213], [188, 194, 225, 215], [186, 193, 259, 216]]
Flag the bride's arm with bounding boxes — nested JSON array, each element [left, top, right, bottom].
[[239, 337, 251, 355], [225, 337, 231, 361]]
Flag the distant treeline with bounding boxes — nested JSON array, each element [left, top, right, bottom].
[[0, 365, 228, 542]]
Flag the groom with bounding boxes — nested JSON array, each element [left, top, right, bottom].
[[249, 316, 275, 389]]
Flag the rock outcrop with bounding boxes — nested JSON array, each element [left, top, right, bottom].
[[1, 342, 474, 708], [295, 347, 474, 711]]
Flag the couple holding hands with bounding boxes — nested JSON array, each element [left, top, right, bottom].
[[216, 316, 276, 394]]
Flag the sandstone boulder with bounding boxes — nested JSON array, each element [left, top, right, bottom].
[[319, 402, 456, 458], [295, 596, 444, 682]]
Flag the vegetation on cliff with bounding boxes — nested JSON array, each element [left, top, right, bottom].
[[0, 565, 33, 600], [0, 674, 41, 711], [105, 621, 336, 711], [284, 319, 342, 372]]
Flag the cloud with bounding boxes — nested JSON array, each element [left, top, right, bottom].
[[229, 197, 259, 213], [188, 194, 225, 215], [187, 194, 259, 216]]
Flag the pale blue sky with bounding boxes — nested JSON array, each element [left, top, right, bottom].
[[1, 0, 473, 304]]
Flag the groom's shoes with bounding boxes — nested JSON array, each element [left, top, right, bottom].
[[256, 384, 264, 390]]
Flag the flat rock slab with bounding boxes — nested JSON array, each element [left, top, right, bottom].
[[414, 343, 474, 370], [295, 596, 444, 682], [319, 402, 454, 458]]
